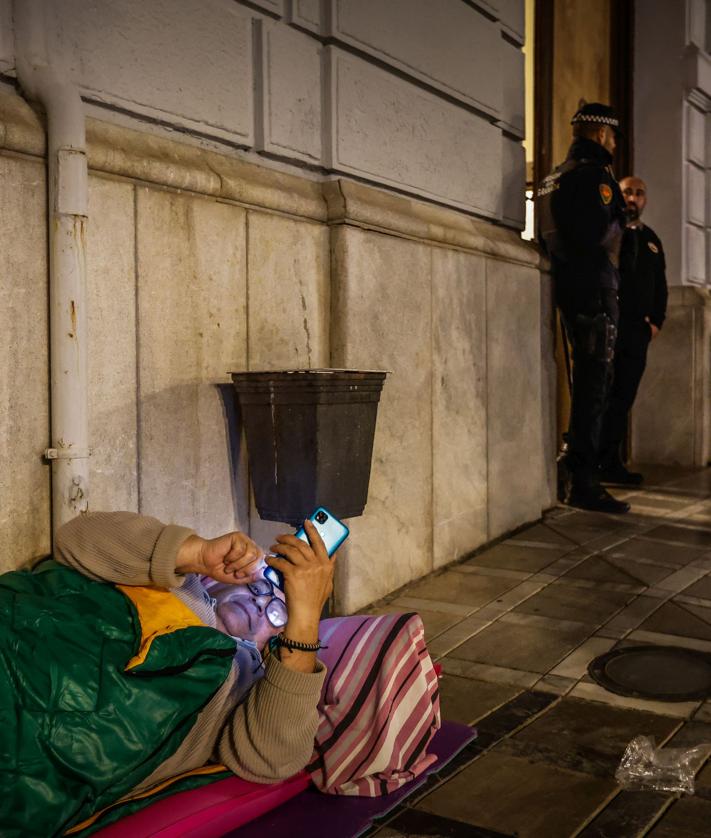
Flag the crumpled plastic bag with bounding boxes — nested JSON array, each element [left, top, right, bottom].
[[615, 735, 711, 794]]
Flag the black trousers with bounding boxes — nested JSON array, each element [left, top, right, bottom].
[[600, 319, 651, 462], [561, 291, 619, 487]]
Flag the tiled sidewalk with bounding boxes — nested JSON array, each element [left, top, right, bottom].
[[365, 466, 711, 837]]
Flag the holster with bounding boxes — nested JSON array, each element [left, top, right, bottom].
[[575, 312, 617, 363]]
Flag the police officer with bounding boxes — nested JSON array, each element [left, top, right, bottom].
[[599, 176, 668, 484], [538, 102, 630, 513]]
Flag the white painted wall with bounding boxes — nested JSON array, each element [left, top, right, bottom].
[[0, 0, 526, 227]]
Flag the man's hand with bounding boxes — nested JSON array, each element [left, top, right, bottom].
[[645, 317, 660, 339], [177, 531, 263, 584], [266, 519, 335, 643]]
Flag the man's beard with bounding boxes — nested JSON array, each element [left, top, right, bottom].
[[625, 205, 640, 222]]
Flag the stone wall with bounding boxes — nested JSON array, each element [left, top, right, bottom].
[[0, 89, 550, 613], [632, 287, 711, 468], [0, 0, 525, 227], [630, 0, 711, 466]]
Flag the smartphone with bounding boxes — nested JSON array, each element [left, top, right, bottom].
[[264, 506, 349, 591]]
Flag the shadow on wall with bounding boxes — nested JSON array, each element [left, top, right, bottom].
[[130, 383, 249, 534], [216, 382, 250, 528]]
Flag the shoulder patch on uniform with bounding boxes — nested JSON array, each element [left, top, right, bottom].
[[648, 241, 659, 254], [599, 183, 613, 205]]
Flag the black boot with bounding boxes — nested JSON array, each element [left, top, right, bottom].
[[567, 482, 630, 514], [599, 449, 643, 486]]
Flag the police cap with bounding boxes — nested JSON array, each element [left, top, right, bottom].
[[571, 102, 622, 135]]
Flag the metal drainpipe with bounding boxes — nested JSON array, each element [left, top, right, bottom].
[[13, 0, 90, 531]]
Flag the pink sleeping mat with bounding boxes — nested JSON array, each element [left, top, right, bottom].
[[93, 771, 310, 838]]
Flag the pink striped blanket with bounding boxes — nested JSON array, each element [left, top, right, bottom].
[[308, 612, 441, 796]]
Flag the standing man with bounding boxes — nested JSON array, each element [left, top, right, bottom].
[[599, 176, 668, 484], [538, 102, 629, 513]]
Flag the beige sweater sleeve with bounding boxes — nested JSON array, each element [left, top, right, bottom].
[[215, 654, 325, 782], [54, 511, 194, 588]]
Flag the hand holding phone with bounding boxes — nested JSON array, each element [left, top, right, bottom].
[[264, 506, 349, 591]]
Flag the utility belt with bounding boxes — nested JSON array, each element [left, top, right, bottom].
[[573, 312, 617, 363]]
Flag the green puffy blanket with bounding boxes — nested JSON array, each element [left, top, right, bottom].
[[0, 559, 235, 837]]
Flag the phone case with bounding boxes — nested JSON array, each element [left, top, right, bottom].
[[264, 506, 349, 591]]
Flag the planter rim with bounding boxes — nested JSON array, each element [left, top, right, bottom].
[[229, 368, 389, 376]]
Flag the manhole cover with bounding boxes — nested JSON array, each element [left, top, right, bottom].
[[588, 646, 711, 702]]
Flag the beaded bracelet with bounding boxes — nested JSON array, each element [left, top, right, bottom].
[[269, 632, 327, 654]]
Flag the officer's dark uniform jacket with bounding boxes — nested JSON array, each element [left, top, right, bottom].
[[618, 223, 668, 331], [538, 137, 627, 318]]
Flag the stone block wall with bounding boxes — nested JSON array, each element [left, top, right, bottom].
[[632, 287, 711, 468], [0, 90, 550, 613], [630, 0, 711, 466], [0, 0, 525, 227]]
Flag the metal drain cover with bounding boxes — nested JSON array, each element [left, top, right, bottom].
[[588, 646, 711, 702]]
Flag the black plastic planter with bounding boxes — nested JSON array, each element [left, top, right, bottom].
[[230, 369, 387, 525]]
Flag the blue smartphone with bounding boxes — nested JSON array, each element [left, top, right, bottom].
[[264, 506, 349, 591]]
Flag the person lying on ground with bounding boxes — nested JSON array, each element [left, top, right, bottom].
[[1, 511, 331, 836], [0, 511, 440, 837]]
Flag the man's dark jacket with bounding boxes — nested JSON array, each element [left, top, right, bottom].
[[538, 137, 627, 317], [618, 223, 668, 330]]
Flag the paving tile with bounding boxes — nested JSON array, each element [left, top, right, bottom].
[[533, 674, 576, 695], [602, 553, 678, 587], [544, 519, 625, 546], [679, 575, 711, 600], [509, 523, 577, 548], [484, 580, 546, 611], [513, 583, 632, 627], [552, 575, 644, 595], [692, 700, 711, 725], [603, 595, 667, 633], [655, 565, 708, 593], [462, 543, 564, 574], [550, 636, 618, 679], [438, 674, 522, 727], [677, 600, 711, 627], [637, 602, 711, 642], [629, 493, 696, 511], [664, 721, 711, 768], [451, 564, 531, 580], [392, 596, 474, 617], [495, 696, 680, 778], [416, 751, 617, 838], [427, 615, 493, 659], [365, 602, 462, 641], [440, 658, 539, 688], [500, 610, 590, 633], [691, 758, 711, 799], [404, 571, 520, 609], [628, 629, 711, 655], [451, 619, 592, 674], [470, 691, 558, 750], [688, 554, 711, 572], [607, 538, 706, 567], [596, 626, 629, 639], [377, 809, 514, 837], [648, 797, 711, 837], [561, 554, 649, 588], [528, 572, 558, 584], [578, 791, 673, 838], [570, 680, 699, 718], [644, 524, 711, 549], [543, 553, 591, 576]]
